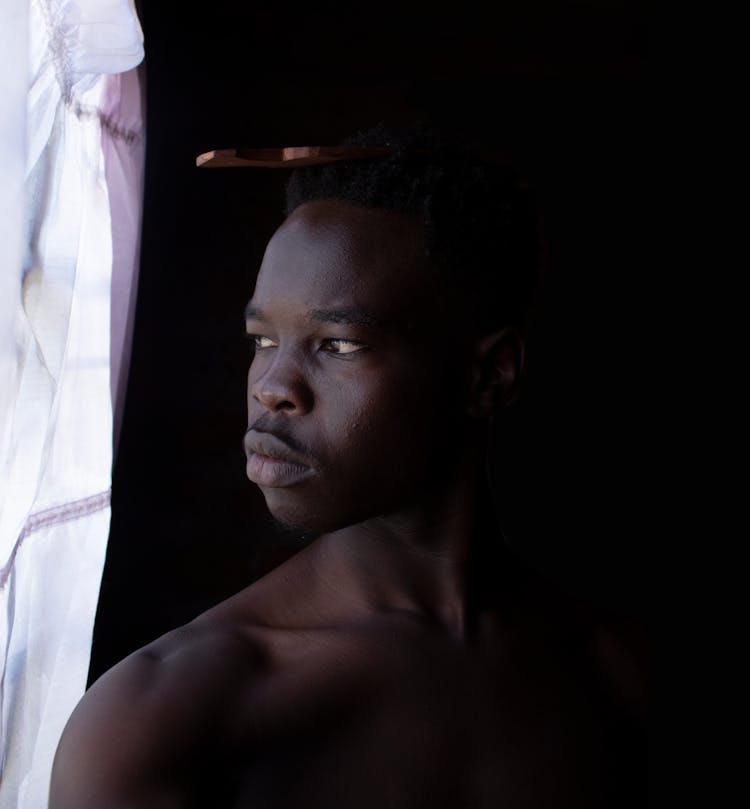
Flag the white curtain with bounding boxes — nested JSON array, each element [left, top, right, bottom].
[[0, 2, 144, 806]]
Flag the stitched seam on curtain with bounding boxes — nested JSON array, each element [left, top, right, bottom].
[[37, 0, 141, 145], [71, 103, 141, 145], [0, 489, 111, 590]]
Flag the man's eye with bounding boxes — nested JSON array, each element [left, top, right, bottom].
[[248, 334, 278, 350], [320, 338, 365, 355]]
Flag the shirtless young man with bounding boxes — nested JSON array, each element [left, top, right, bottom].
[[50, 130, 644, 808]]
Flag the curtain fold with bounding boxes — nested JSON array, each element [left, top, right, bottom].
[[0, 2, 144, 805]]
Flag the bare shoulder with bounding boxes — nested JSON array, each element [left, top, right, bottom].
[[50, 614, 262, 809]]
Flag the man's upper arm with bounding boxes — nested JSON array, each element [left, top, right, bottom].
[[49, 623, 258, 809]]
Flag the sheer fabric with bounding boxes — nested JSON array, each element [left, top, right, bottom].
[[0, 2, 144, 805]]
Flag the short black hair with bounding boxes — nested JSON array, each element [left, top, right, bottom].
[[285, 124, 540, 334]]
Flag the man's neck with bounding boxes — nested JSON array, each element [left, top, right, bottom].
[[256, 456, 513, 640]]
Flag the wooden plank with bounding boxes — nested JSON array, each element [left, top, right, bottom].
[[196, 145, 397, 168]]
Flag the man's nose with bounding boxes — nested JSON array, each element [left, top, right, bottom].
[[249, 353, 313, 414]]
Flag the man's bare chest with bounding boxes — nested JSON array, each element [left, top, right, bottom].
[[203, 623, 607, 809]]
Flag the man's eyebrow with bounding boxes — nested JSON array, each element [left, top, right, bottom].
[[309, 307, 387, 328], [244, 303, 266, 321], [244, 304, 390, 329]]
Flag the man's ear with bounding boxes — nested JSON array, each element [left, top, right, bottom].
[[467, 327, 525, 418]]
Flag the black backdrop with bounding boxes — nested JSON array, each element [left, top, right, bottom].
[[89, 1, 648, 683]]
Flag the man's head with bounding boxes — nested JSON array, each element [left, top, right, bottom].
[[285, 125, 538, 337], [243, 126, 538, 534]]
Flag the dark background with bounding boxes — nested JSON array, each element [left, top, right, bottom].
[[90, 0, 648, 683]]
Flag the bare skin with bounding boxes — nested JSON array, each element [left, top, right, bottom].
[[50, 201, 644, 809]]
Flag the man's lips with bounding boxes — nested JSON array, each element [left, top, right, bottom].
[[244, 430, 316, 488]]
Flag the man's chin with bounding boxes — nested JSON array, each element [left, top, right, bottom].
[[264, 501, 361, 539], [262, 495, 328, 538], [261, 485, 337, 535], [266, 512, 319, 544], [260, 482, 403, 537]]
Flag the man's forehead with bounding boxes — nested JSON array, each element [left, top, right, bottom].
[[281, 197, 422, 239], [273, 200, 422, 261], [250, 200, 430, 311]]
